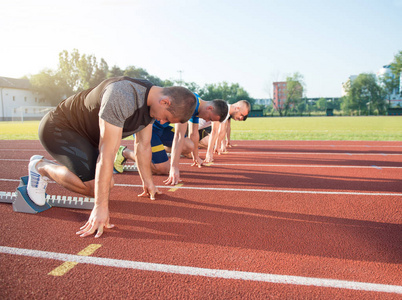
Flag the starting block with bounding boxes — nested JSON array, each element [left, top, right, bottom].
[[0, 176, 94, 214]]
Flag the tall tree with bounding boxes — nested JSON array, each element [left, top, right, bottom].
[[29, 49, 257, 108], [284, 72, 305, 116], [316, 97, 327, 111], [90, 58, 108, 87], [30, 69, 65, 106], [390, 50, 402, 91], [108, 65, 124, 78], [199, 82, 254, 106], [57, 49, 81, 96], [122, 65, 166, 86], [342, 73, 385, 115], [123, 66, 148, 78], [58, 49, 109, 96], [182, 81, 201, 94]]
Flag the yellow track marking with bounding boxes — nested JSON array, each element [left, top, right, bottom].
[[168, 183, 183, 192], [77, 244, 102, 256], [48, 244, 101, 276]]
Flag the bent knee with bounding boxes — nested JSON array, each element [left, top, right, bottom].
[[152, 162, 170, 175], [183, 139, 194, 153], [82, 177, 114, 198], [82, 181, 95, 197]]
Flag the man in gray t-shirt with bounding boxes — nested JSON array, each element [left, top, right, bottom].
[[28, 77, 196, 238]]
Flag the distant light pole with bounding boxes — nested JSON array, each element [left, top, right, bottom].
[[177, 70, 183, 86]]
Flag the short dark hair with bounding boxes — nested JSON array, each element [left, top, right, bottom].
[[162, 86, 197, 123], [211, 99, 229, 122], [238, 100, 251, 121]]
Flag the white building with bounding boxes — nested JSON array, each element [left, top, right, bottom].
[[341, 75, 357, 97], [254, 98, 272, 106], [0, 76, 53, 121]]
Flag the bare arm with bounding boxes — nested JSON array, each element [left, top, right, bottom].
[[226, 119, 232, 147], [215, 121, 228, 155], [77, 118, 121, 238], [164, 122, 187, 185], [204, 121, 220, 163], [135, 123, 161, 199], [188, 122, 203, 167]]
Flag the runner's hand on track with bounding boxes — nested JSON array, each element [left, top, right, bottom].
[[215, 147, 223, 155], [164, 166, 183, 185], [204, 152, 214, 163], [76, 205, 114, 238], [191, 156, 204, 168], [138, 183, 162, 200]]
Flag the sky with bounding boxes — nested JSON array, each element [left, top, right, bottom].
[[1, 0, 401, 99]]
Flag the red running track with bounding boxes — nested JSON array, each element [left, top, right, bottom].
[[0, 140, 401, 299]]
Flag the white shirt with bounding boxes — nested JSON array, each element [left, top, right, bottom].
[[198, 118, 211, 130]]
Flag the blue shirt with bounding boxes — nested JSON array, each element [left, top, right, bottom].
[[188, 93, 201, 124]]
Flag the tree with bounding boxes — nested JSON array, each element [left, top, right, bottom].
[[91, 58, 109, 87], [380, 71, 398, 107], [316, 97, 327, 111], [199, 82, 254, 106], [342, 73, 386, 115], [30, 49, 109, 104], [389, 50, 402, 93], [108, 65, 124, 78], [123, 65, 147, 78], [284, 72, 305, 116], [30, 69, 65, 106], [296, 100, 307, 116], [182, 82, 202, 94], [377, 51, 402, 107], [28, 49, 257, 108], [122, 65, 167, 86], [160, 79, 175, 87], [58, 49, 109, 96]]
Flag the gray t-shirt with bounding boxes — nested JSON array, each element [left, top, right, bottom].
[[100, 80, 148, 129], [52, 77, 154, 147]]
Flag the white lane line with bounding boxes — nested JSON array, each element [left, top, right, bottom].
[[181, 163, 402, 169], [0, 179, 401, 197], [1, 143, 402, 148], [224, 144, 402, 148], [113, 184, 402, 197], [1, 150, 401, 156], [1, 246, 401, 294], [0, 158, 54, 162], [0, 159, 42, 162], [1, 178, 401, 197], [1, 159, 402, 169], [224, 152, 402, 156], [0, 149, 47, 151], [0, 179, 20, 182]]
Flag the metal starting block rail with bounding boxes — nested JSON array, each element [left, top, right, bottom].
[[0, 176, 94, 214], [124, 164, 138, 171], [113, 164, 138, 173]]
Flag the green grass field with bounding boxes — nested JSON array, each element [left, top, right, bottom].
[[0, 116, 401, 141], [230, 116, 402, 141]]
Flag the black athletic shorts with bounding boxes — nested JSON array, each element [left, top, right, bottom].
[[38, 112, 99, 182], [198, 126, 211, 141]]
